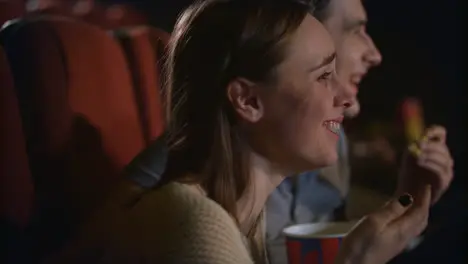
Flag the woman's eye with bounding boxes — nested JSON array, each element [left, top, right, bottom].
[[318, 71, 332, 81]]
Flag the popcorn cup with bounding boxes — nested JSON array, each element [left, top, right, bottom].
[[283, 222, 356, 264]]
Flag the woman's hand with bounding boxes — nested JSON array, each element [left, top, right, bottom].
[[336, 185, 431, 264]]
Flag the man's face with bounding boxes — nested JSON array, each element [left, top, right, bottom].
[[321, 0, 382, 117]]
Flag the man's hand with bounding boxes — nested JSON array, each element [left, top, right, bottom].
[[397, 125, 454, 204]]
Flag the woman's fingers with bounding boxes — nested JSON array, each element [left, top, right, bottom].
[[390, 185, 431, 238], [367, 193, 414, 229], [337, 186, 432, 264]]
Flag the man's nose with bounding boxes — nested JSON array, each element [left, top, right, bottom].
[[364, 36, 382, 67], [365, 38, 382, 67]]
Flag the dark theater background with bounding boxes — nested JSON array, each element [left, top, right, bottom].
[[1, 0, 466, 263]]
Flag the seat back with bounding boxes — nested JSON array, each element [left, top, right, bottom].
[[115, 26, 169, 144], [1, 16, 145, 259]]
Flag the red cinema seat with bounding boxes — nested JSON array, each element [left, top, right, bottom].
[[115, 26, 169, 144], [0, 16, 145, 259]]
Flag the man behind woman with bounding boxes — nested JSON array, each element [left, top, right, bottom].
[[50, 0, 433, 263]]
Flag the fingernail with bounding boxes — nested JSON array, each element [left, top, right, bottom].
[[398, 193, 414, 207]]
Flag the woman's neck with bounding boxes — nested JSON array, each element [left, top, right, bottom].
[[236, 151, 287, 235]]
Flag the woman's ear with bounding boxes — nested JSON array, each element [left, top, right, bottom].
[[226, 78, 264, 123]]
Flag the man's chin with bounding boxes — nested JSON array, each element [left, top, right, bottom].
[[344, 101, 360, 118]]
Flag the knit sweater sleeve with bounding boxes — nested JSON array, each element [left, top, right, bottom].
[[44, 183, 255, 264], [169, 201, 254, 264], [128, 182, 255, 264]]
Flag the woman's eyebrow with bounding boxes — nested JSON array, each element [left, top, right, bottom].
[[309, 52, 336, 72]]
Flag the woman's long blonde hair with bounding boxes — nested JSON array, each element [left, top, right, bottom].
[[159, 0, 312, 229]]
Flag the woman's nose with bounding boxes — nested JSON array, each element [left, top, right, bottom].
[[332, 74, 354, 109]]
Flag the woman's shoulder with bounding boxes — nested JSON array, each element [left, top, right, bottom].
[[138, 182, 226, 216], [132, 182, 233, 225], [123, 182, 253, 263], [131, 182, 241, 241], [50, 182, 253, 263]]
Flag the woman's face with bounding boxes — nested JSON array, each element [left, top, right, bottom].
[[237, 15, 352, 173]]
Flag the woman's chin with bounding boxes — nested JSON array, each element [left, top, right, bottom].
[[309, 151, 339, 170], [323, 152, 339, 167], [291, 152, 338, 173]]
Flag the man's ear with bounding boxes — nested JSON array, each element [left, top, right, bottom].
[[226, 78, 264, 123]]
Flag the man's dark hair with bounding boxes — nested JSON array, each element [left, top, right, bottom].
[[310, 0, 332, 22]]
